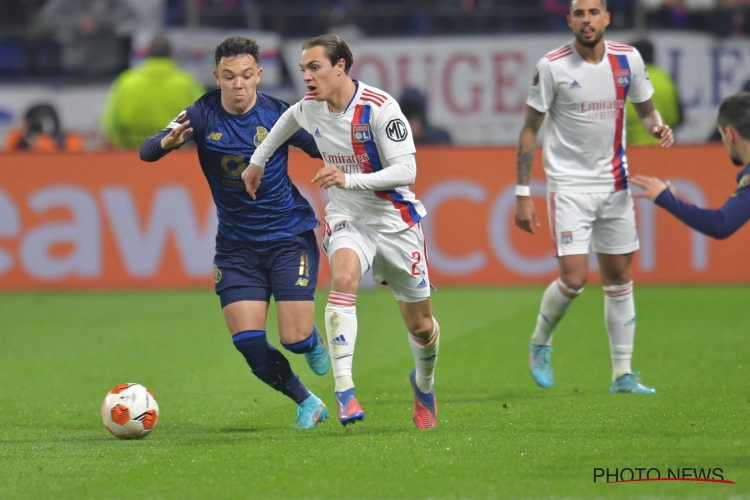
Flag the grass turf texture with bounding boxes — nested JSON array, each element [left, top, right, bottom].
[[1, 286, 749, 499]]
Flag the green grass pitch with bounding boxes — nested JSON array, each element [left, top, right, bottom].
[[1, 286, 749, 499]]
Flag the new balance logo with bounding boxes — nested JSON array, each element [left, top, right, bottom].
[[294, 278, 309, 286], [417, 279, 427, 289], [314, 128, 321, 138], [569, 80, 581, 89], [331, 335, 348, 346]]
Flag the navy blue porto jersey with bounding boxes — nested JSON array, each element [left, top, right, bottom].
[[141, 89, 321, 242]]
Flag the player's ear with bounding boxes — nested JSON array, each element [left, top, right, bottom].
[[604, 11, 610, 27], [212, 69, 220, 85], [726, 126, 737, 145]]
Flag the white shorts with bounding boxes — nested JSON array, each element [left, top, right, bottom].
[[547, 190, 640, 256], [322, 218, 431, 303]]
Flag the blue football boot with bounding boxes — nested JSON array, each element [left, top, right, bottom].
[[295, 394, 328, 429], [529, 342, 553, 388], [609, 372, 656, 394], [304, 334, 330, 376]]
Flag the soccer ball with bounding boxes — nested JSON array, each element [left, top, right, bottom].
[[101, 383, 159, 439]]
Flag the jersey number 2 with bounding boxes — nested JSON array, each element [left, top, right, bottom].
[[411, 251, 422, 275]]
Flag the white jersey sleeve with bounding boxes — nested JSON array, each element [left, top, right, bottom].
[[527, 58, 556, 114], [372, 100, 417, 160], [249, 101, 303, 167], [626, 49, 655, 104], [345, 153, 416, 191]]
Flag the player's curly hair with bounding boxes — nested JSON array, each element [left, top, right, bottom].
[[302, 35, 354, 75], [718, 92, 750, 140], [215, 36, 260, 66]]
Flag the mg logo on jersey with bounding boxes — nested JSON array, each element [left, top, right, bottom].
[[615, 70, 630, 87], [352, 124, 371, 142], [386, 119, 408, 142]]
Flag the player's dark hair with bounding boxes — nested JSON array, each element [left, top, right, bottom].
[[570, 0, 607, 11], [302, 34, 354, 74], [718, 92, 750, 140], [215, 36, 260, 66]]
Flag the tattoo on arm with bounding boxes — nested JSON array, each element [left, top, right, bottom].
[[516, 106, 545, 185]]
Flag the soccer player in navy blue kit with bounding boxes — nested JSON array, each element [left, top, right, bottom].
[[140, 37, 330, 429], [632, 93, 750, 238]]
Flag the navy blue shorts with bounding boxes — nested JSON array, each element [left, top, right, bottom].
[[213, 230, 319, 307]]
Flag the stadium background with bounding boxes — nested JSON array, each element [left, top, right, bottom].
[[2, 2, 750, 499], [1, 0, 749, 290]]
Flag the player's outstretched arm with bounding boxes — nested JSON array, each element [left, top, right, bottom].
[[247, 105, 304, 199], [514, 105, 545, 234], [631, 174, 750, 239], [139, 121, 193, 162], [632, 99, 674, 148]]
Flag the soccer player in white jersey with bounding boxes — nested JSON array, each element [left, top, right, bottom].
[[514, 0, 674, 394], [242, 35, 440, 429]]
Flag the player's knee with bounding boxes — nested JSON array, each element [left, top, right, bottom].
[[331, 271, 358, 294], [407, 315, 434, 342], [560, 275, 586, 292]]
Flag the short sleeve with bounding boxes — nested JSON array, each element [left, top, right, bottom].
[[626, 49, 655, 104], [374, 100, 416, 160], [526, 58, 555, 113]]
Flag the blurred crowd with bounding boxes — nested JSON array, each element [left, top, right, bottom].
[[1, 0, 746, 151], [3, 0, 750, 80]]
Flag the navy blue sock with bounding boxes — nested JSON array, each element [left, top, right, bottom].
[[232, 330, 311, 404], [281, 324, 321, 354]]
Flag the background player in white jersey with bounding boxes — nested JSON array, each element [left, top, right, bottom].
[[243, 35, 440, 429], [514, 0, 674, 394]]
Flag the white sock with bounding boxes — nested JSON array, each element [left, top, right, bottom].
[[408, 317, 440, 393], [531, 279, 582, 346], [604, 282, 635, 381], [325, 291, 357, 392]]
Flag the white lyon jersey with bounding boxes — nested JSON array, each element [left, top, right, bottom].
[[251, 81, 426, 233], [527, 40, 654, 193]]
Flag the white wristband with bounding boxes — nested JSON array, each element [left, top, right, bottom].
[[515, 185, 531, 196]]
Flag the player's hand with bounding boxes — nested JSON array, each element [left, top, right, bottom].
[[514, 196, 540, 234], [241, 162, 264, 200], [160, 121, 192, 150], [312, 164, 345, 189], [630, 175, 675, 202], [651, 125, 674, 148]]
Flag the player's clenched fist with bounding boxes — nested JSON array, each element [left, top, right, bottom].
[[160, 120, 192, 150], [242, 162, 264, 200], [515, 196, 540, 234], [312, 164, 345, 190]]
